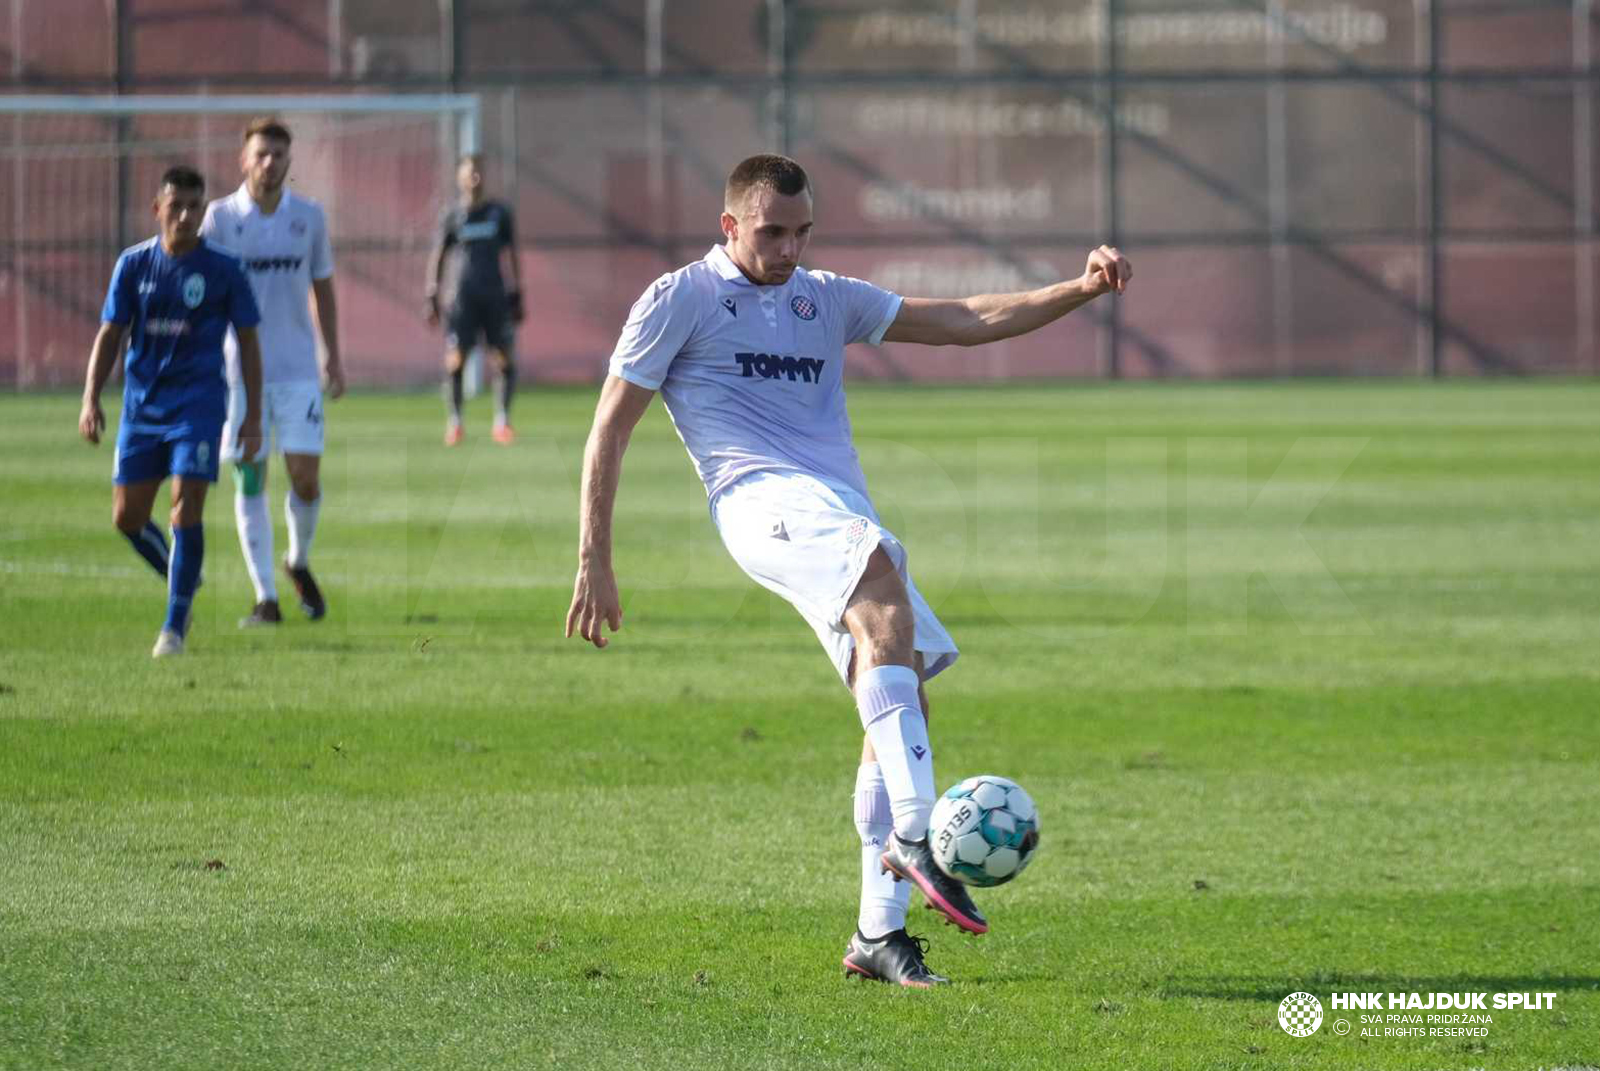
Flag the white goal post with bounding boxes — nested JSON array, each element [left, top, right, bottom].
[[1, 93, 481, 389]]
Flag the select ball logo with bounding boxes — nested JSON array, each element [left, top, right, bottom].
[[1278, 992, 1324, 1036], [927, 775, 1039, 886]]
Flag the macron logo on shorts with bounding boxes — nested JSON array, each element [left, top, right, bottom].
[[733, 352, 826, 383]]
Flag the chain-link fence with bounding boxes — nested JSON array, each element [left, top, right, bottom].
[[2, 0, 1594, 385]]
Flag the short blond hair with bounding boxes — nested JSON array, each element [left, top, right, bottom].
[[242, 116, 292, 145]]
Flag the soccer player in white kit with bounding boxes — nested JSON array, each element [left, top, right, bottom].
[[566, 155, 1130, 987], [202, 117, 344, 627]]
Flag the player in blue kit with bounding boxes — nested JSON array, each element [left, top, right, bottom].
[[78, 165, 264, 657]]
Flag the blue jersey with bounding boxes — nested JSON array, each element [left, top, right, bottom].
[[101, 238, 261, 432]]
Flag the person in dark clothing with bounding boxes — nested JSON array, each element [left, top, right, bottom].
[[426, 154, 524, 446]]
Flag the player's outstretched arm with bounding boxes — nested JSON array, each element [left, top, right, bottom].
[[882, 244, 1131, 347], [78, 322, 125, 444], [566, 374, 656, 649]]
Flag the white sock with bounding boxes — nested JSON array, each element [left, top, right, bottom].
[[855, 664, 936, 842], [234, 491, 276, 602], [285, 490, 321, 569], [855, 761, 910, 939]]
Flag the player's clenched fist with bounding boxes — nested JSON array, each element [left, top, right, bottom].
[[1083, 245, 1131, 296], [566, 563, 623, 649]]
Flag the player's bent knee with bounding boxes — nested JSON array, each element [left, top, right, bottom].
[[283, 457, 319, 502], [171, 484, 207, 526], [112, 504, 145, 535]]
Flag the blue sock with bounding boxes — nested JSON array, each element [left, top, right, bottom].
[[122, 521, 170, 579], [164, 523, 204, 636]]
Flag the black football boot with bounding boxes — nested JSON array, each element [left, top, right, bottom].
[[842, 929, 949, 988], [283, 559, 327, 620], [238, 599, 282, 628]]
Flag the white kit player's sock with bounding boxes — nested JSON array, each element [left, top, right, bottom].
[[235, 491, 277, 602], [855, 761, 910, 939], [285, 490, 321, 570], [854, 664, 937, 842]]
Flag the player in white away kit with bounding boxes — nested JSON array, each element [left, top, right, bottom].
[[566, 155, 1131, 987], [202, 117, 344, 627]]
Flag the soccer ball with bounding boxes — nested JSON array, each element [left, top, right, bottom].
[[927, 775, 1040, 887]]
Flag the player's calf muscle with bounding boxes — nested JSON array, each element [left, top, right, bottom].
[[849, 607, 916, 669]]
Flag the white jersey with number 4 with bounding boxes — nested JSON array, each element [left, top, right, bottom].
[[609, 244, 902, 503], [201, 184, 334, 386]]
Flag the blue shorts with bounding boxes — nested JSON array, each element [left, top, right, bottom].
[[113, 424, 223, 485]]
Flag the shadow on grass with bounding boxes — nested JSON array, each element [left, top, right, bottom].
[[1160, 972, 1600, 1002]]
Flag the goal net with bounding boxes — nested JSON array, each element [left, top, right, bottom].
[[0, 94, 479, 389]]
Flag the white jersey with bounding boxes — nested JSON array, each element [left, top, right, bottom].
[[609, 245, 901, 502], [200, 184, 334, 385]]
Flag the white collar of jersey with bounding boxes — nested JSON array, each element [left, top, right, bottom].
[[233, 182, 293, 217], [707, 244, 775, 288]]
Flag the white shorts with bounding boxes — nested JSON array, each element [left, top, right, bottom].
[[222, 379, 325, 463], [712, 470, 959, 688]]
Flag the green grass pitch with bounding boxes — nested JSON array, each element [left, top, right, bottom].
[[2, 381, 1598, 1070]]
